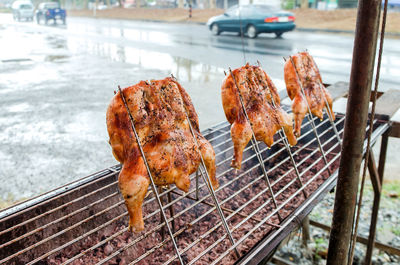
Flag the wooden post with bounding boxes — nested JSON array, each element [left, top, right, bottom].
[[210, 0, 216, 9], [326, 0, 382, 264], [302, 216, 311, 247], [301, 0, 308, 8]]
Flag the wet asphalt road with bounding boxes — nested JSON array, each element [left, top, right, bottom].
[[0, 13, 399, 202]]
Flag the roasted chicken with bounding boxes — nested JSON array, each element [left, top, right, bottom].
[[284, 51, 335, 136], [221, 64, 297, 169], [106, 77, 218, 232]]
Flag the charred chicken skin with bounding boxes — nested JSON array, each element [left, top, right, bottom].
[[221, 64, 297, 169], [106, 78, 218, 232], [284, 51, 335, 136]]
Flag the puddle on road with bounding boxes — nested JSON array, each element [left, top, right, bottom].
[[67, 37, 224, 83]]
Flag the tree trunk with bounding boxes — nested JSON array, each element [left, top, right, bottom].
[[210, 0, 215, 9], [106, 0, 111, 7]]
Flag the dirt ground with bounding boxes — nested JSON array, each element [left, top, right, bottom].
[[68, 8, 400, 34]]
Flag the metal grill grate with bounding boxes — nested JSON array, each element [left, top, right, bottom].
[[0, 108, 389, 265]]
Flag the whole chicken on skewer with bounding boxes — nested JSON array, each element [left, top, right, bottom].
[[106, 77, 218, 232], [284, 51, 335, 137], [221, 64, 297, 169]]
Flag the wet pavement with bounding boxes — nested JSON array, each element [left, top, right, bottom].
[[0, 13, 399, 203]]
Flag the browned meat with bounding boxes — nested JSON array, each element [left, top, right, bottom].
[[106, 77, 218, 232], [284, 51, 335, 136], [221, 64, 297, 169]]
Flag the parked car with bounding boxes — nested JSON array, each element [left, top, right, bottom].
[[36, 2, 66, 25], [207, 5, 296, 38], [11, 1, 34, 21]]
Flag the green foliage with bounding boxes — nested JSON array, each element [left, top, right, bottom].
[[281, 0, 296, 10], [392, 226, 400, 236], [383, 181, 400, 197]]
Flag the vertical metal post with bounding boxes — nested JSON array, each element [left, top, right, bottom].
[[326, 0, 382, 263], [378, 130, 389, 180], [365, 151, 382, 265]]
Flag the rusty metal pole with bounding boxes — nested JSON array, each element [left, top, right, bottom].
[[326, 0, 382, 264]]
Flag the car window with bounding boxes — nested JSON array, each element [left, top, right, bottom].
[[20, 4, 33, 9], [252, 5, 279, 14], [44, 3, 60, 9], [225, 6, 238, 16]]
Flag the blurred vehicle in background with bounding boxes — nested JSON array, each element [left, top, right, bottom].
[[384, 0, 400, 8], [207, 4, 296, 38], [11, 0, 34, 21], [36, 2, 66, 25]]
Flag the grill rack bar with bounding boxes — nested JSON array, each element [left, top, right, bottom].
[[165, 117, 349, 265], [0, 113, 342, 264], [0, 113, 337, 265], [1, 107, 385, 265]]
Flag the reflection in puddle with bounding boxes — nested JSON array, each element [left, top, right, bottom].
[[6, 103, 31, 113], [45, 54, 69, 62], [67, 38, 224, 83]]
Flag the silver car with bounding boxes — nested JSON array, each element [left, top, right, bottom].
[[12, 1, 34, 21]]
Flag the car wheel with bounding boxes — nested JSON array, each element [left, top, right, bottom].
[[246, 25, 257, 39], [275, 32, 283, 38], [211, 23, 220, 36]]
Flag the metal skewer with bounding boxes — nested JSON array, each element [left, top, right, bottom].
[[288, 56, 331, 174], [170, 75, 240, 258], [118, 86, 184, 265], [229, 67, 283, 222], [255, 61, 308, 198], [317, 81, 342, 145]]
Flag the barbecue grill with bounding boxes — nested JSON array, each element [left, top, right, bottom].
[[0, 82, 392, 265]]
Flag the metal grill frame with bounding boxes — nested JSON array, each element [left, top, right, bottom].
[[0, 101, 389, 265]]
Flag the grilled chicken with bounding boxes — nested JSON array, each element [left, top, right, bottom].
[[221, 64, 297, 169], [106, 77, 218, 232], [284, 51, 335, 136]]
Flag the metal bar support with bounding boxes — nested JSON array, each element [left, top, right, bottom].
[[170, 74, 239, 257], [118, 86, 184, 265], [317, 81, 342, 145], [364, 150, 383, 265], [288, 56, 331, 174], [183, 113, 240, 258], [229, 67, 283, 222], [254, 61, 308, 198]]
